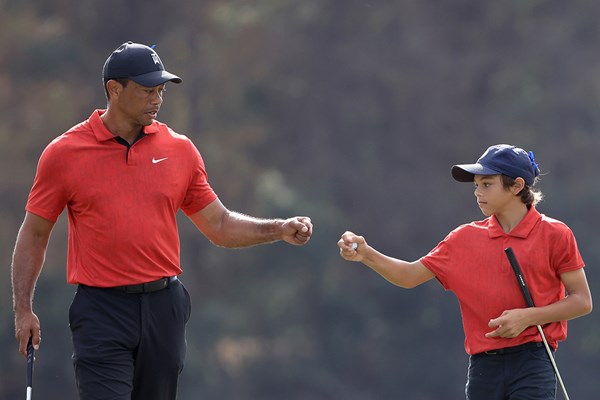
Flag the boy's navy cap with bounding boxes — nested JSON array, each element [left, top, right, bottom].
[[102, 41, 182, 87], [451, 144, 540, 186]]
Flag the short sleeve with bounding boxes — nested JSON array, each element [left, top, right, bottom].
[[180, 139, 218, 215], [420, 232, 455, 290], [25, 140, 69, 222], [552, 227, 585, 274]]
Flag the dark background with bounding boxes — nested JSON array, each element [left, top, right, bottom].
[[1, 1, 599, 399]]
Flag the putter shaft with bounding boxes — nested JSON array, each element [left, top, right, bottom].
[[26, 337, 34, 400], [504, 247, 570, 400]]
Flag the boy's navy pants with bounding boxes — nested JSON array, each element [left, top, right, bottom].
[[466, 341, 557, 400]]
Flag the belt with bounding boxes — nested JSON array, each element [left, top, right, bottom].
[[112, 277, 177, 294], [482, 341, 547, 355]]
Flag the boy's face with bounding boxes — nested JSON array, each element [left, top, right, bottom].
[[473, 174, 517, 216]]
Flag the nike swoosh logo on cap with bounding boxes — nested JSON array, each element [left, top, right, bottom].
[[152, 157, 168, 164]]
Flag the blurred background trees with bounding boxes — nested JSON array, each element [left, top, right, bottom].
[[1, 0, 599, 398]]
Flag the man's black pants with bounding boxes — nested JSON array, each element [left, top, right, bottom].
[[69, 277, 191, 400]]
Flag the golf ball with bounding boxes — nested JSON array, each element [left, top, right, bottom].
[[351, 243, 358, 251]]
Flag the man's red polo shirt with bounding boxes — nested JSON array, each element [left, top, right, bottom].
[[420, 207, 584, 355], [26, 110, 217, 287]]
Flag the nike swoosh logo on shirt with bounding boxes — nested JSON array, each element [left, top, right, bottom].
[[152, 157, 168, 164]]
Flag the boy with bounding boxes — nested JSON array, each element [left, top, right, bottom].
[[338, 144, 592, 399]]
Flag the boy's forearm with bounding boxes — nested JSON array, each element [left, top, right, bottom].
[[361, 248, 418, 288], [527, 293, 593, 327], [527, 268, 593, 326]]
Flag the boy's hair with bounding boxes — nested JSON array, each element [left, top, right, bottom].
[[501, 175, 543, 208]]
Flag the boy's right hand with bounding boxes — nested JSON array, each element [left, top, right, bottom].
[[338, 231, 366, 261]]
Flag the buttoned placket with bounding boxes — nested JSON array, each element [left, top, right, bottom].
[[114, 133, 146, 165]]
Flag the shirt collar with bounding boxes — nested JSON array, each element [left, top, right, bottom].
[[488, 206, 541, 239], [89, 109, 160, 142]]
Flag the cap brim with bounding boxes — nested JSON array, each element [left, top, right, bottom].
[[129, 70, 182, 87], [451, 163, 501, 182]]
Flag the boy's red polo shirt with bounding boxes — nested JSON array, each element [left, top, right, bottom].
[[420, 207, 584, 355], [26, 110, 217, 287]]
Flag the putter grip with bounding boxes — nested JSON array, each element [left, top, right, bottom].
[[504, 247, 536, 308], [26, 337, 34, 387]]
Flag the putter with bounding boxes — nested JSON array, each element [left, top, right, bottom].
[[26, 337, 34, 400], [504, 247, 570, 400]]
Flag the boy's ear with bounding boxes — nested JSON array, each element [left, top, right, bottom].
[[512, 177, 526, 194]]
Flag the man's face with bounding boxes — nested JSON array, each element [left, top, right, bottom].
[[114, 80, 166, 126]]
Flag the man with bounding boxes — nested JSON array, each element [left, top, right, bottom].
[[12, 41, 313, 400]]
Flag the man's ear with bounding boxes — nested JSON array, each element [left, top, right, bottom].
[[106, 80, 123, 99]]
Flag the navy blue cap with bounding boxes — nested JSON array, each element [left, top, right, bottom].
[[451, 144, 540, 186], [102, 41, 182, 87]]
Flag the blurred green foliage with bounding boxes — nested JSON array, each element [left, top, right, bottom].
[[1, 0, 599, 399]]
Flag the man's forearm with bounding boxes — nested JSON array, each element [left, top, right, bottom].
[[12, 227, 49, 312], [189, 199, 311, 248], [215, 211, 285, 248]]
